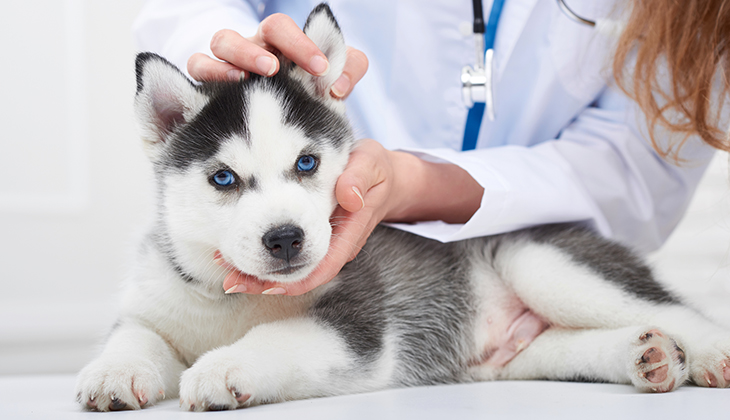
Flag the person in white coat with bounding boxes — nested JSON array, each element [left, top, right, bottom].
[[132, 0, 729, 296]]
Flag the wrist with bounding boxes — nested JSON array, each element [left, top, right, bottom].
[[383, 151, 423, 221], [384, 151, 483, 224]]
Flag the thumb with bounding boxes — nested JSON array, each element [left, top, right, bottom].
[[335, 140, 386, 213], [336, 181, 366, 213]]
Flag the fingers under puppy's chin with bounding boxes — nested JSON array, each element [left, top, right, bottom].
[[224, 284, 248, 294]]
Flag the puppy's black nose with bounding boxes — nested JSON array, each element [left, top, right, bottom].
[[262, 225, 304, 263]]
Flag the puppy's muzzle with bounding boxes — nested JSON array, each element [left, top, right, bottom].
[[263, 225, 304, 264]]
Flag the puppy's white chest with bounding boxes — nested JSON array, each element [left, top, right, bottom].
[[126, 275, 316, 366]]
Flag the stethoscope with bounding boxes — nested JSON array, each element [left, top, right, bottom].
[[461, 0, 616, 150]]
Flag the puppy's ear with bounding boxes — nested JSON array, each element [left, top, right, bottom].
[[134, 53, 210, 160], [294, 3, 347, 110]]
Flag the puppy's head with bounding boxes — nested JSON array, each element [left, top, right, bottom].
[[134, 4, 355, 286]]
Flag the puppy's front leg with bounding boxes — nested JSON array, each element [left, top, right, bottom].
[[75, 321, 187, 411], [179, 317, 376, 411]]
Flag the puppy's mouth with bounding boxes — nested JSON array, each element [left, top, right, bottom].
[[213, 250, 311, 281], [268, 265, 306, 276]]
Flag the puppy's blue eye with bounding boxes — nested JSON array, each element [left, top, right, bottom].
[[212, 170, 235, 186], [297, 155, 317, 172]]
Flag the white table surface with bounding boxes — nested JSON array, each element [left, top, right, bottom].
[[2, 374, 728, 420]]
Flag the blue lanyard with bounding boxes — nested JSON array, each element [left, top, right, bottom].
[[462, 0, 506, 151]]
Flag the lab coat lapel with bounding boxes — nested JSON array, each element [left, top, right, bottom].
[[493, 0, 539, 78]]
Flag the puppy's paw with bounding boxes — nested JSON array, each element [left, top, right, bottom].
[[629, 328, 687, 393], [689, 337, 730, 388], [75, 357, 166, 411], [179, 347, 263, 411]]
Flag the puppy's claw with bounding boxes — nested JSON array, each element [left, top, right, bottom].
[[207, 403, 229, 411], [109, 396, 128, 411]]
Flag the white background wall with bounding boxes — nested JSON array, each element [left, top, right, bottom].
[[1, 0, 730, 376], [0, 0, 149, 374]]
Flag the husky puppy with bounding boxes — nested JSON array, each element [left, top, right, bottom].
[[76, 4, 730, 412]]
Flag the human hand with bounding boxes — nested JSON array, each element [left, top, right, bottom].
[[186, 13, 368, 98], [221, 139, 408, 296]]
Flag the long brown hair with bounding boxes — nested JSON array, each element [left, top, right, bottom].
[[613, 0, 730, 160]]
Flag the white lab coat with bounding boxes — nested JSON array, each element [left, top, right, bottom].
[[132, 0, 716, 253]]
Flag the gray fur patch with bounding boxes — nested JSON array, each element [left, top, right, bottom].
[[311, 226, 475, 384], [520, 224, 681, 305]]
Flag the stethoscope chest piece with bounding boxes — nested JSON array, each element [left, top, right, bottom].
[[461, 48, 494, 118], [462, 0, 502, 122]]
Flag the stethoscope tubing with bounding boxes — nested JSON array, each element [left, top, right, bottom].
[[556, 0, 596, 27], [462, 0, 599, 150]]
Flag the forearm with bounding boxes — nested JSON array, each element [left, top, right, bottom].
[[385, 151, 484, 224]]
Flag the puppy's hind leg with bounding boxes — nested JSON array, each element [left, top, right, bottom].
[[493, 233, 730, 389], [491, 237, 678, 330], [644, 308, 730, 388], [479, 326, 689, 393]]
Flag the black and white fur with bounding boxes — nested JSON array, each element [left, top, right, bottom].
[[76, 4, 730, 412]]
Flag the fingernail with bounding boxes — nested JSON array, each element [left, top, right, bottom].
[[256, 56, 276, 76], [225, 284, 247, 294], [330, 74, 351, 98], [213, 250, 224, 265], [352, 186, 365, 210], [309, 55, 329, 76], [262, 287, 286, 295], [227, 69, 245, 81]]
